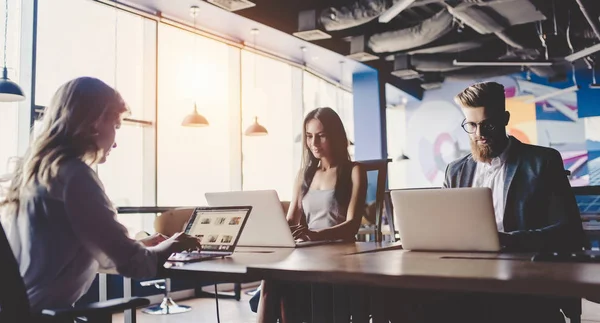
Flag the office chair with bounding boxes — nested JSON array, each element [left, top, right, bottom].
[[0, 221, 149, 323]]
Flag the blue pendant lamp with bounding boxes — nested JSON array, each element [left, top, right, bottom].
[[0, 0, 24, 102]]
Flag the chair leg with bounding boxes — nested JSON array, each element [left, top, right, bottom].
[[142, 278, 191, 315]]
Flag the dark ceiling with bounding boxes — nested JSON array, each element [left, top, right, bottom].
[[229, 0, 600, 93]]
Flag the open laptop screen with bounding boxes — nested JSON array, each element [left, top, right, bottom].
[[184, 207, 251, 253]]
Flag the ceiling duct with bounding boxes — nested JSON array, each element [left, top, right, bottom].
[[411, 43, 506, 72], [444, 66, 522, 80], [379, 0, 416, 23], [206, 0, 255, 11], [293, 10, 332, 41], [420, 72, 444, 90], [392, 54, 420, 78], [407, 39, 486, 55], [447, 0, 546, 50], [346, 35, 379, 62], [320, 0, 387, 31], [368, 9, 453, 53]]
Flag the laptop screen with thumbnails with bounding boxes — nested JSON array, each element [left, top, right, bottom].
[[183, 206, 252, 253]]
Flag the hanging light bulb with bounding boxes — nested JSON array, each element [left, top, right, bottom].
[[182, 102, 209, 127], [0, 0, 24, 102], [244, 116, 268, 136], [181, 5, 209, 127], [244, 28, 268, 136]]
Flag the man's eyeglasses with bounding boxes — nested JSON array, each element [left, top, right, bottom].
[[461, 118, 502, 134]]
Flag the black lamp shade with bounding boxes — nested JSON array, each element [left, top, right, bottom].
[[0, 68, 25, 102]]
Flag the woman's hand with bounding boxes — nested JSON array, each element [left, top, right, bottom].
[[139, 233, 168, 247], [166, 232, 202, 252], [290, 224, 308, 239], [290, 224, 320, 241], [153, 232, 202, 257]]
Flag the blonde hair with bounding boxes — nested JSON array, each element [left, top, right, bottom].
[[1, 77, 129, 216], [454, 81, 506, 114]]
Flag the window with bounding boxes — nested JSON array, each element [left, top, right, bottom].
[[240, 51, 297, 201], [303, 71, 338, 115], [0, 0, 22, 177], [36, 0, 156, 235], [156, 24, 238, 206]]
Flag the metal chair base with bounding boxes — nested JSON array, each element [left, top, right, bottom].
[[141, 297, 191, 315]]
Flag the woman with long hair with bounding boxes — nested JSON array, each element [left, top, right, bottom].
[[257, 107, 367, 322], [0, 77, 200, 313]]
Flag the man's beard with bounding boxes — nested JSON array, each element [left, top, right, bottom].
[[470, 140, 494, 163]]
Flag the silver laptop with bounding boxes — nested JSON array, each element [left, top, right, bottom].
[[390, 187, 501, 252], [168, 206, 252, 262], [205, 190, 339, 248]]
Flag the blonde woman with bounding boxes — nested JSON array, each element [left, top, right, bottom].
[[0, 77, 200, 313]]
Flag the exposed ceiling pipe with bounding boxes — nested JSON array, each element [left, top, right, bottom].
[[566, 43, 600, 62], [407, 39, 485, 54], [379, 0, 416, 23], [444, 66, 522, 80], [574, 0, 600, 40], [368, 9, 453, 53], [411, 46, 503, 72], [453, 60, 553, 66], [320, 0, 446, 31], [320, 0, 387, 31]]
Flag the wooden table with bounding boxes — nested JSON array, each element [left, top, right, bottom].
[[164, 243, 600, 322], [164, 242, 403, 283], [249, 249, 600, 299]]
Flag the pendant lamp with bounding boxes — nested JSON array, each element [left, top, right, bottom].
[[0, 0, 24, 102], [244, 28, 268, 136], [181, 102, 209, 127], [244, 116, 268, 136], [181, 6, 209, 127]]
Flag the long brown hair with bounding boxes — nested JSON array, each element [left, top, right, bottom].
[[1, 77, 128, 217], [299, 107, 352, 211]]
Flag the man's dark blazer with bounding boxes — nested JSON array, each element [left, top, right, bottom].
[[443, 136, 588, 252]]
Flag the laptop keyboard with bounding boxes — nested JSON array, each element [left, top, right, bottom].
[[168, 250, 224, 262]]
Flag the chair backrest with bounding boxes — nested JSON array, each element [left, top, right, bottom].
[[281, 201, 291, 215], [355, 159, 390, 242], [0, 221, 31, 322], [154, 208, 196, 236]]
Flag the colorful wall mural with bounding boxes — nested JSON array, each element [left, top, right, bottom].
[[387, 74, 600, 189]]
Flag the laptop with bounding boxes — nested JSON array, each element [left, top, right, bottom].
[[167, 206, 252, 262], [390, 187, 501, 252], [205, 190, 339, 248]]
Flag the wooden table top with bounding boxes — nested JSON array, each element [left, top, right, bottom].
[[163, 242, 402, 282], [249, 249, 600, 298]]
